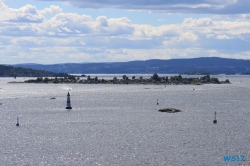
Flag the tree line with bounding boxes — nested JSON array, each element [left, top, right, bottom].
[[24, 73, 230, 84]]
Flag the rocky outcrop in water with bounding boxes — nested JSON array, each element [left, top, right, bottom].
[[158, 108, 181, 113]]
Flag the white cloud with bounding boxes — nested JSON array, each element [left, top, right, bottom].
[[214, 14, 250, 21], [216, 35, 230, 39], [1, 0, 250, 64], [40, 5, 63, 15], [179, 32, 198, 41], [96, 16, 108, 27], [183, 18, 213, 27], [0, 1, 15, 21], [10, 4, 45, 22]]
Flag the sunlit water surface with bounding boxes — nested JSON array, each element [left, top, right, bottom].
[[0, 75, 250, 165]]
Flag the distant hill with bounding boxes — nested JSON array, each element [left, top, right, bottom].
[[0, 65, 68, 77], [11, 57, 250, 74]]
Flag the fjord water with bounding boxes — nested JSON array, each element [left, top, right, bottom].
[[0, 76, 250, 165]]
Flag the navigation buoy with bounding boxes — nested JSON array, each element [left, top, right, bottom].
[[157, 99, 159, 105], [66, 92, 72, 109], [16, 117, 19, 126], [213, 111, 217, 124]]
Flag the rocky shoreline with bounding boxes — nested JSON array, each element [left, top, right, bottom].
[[158, 108, 182, 113]]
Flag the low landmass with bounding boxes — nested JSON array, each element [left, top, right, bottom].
[[22, 73, 230, 85], [158, 108, 182, 113], [241, 72, 250, 75], [12, 57, 250, 74], [0, 65, 68, 77], [181, 70, 217, 75]]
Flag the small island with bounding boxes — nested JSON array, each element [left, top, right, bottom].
[[21, 73, 231, 85], [158, 108, 182, 113]]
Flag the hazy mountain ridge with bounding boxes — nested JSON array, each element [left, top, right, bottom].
[[11, 57, 250, 74], [0, 65, 68, 77]]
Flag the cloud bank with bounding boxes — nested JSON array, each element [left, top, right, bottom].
[[0, 0, 250, 64], [37, 0, 250, 15]]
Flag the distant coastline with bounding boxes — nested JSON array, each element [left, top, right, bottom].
[[0, 64, 68, 77], [10, 57, 250, 75]]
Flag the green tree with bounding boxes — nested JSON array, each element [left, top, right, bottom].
[[205, 75, 210, 82], [53, 79, 59, 83], [152, 73, 159, 81], [201, 75, 210, 82], [36, 77, 43, 82], [170, 76, 176, 82], [122, 75, 127, 80], [211, 77, 220, 84], [44, 77, 49, 83], [68, 75, 76, 80], [178, 74, 182, 81]]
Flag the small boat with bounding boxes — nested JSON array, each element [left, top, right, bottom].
[[81, 74, 86, 77], [51, 97, 56, 99]]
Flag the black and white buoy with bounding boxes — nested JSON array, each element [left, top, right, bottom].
[[157, 99, 159, 105], [213, 111, 217, 124], [16, 116, 19, 126], [66, 92, 72, 109]]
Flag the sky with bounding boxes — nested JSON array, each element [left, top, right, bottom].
[[0, 0, 250, 64]]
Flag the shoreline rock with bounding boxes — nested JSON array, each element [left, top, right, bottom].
[[158, 108, 181, 113]]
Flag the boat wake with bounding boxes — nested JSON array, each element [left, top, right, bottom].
[[60, 85, 73, 91]]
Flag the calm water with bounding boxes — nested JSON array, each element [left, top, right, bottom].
[[0, 75, 250, 165]]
